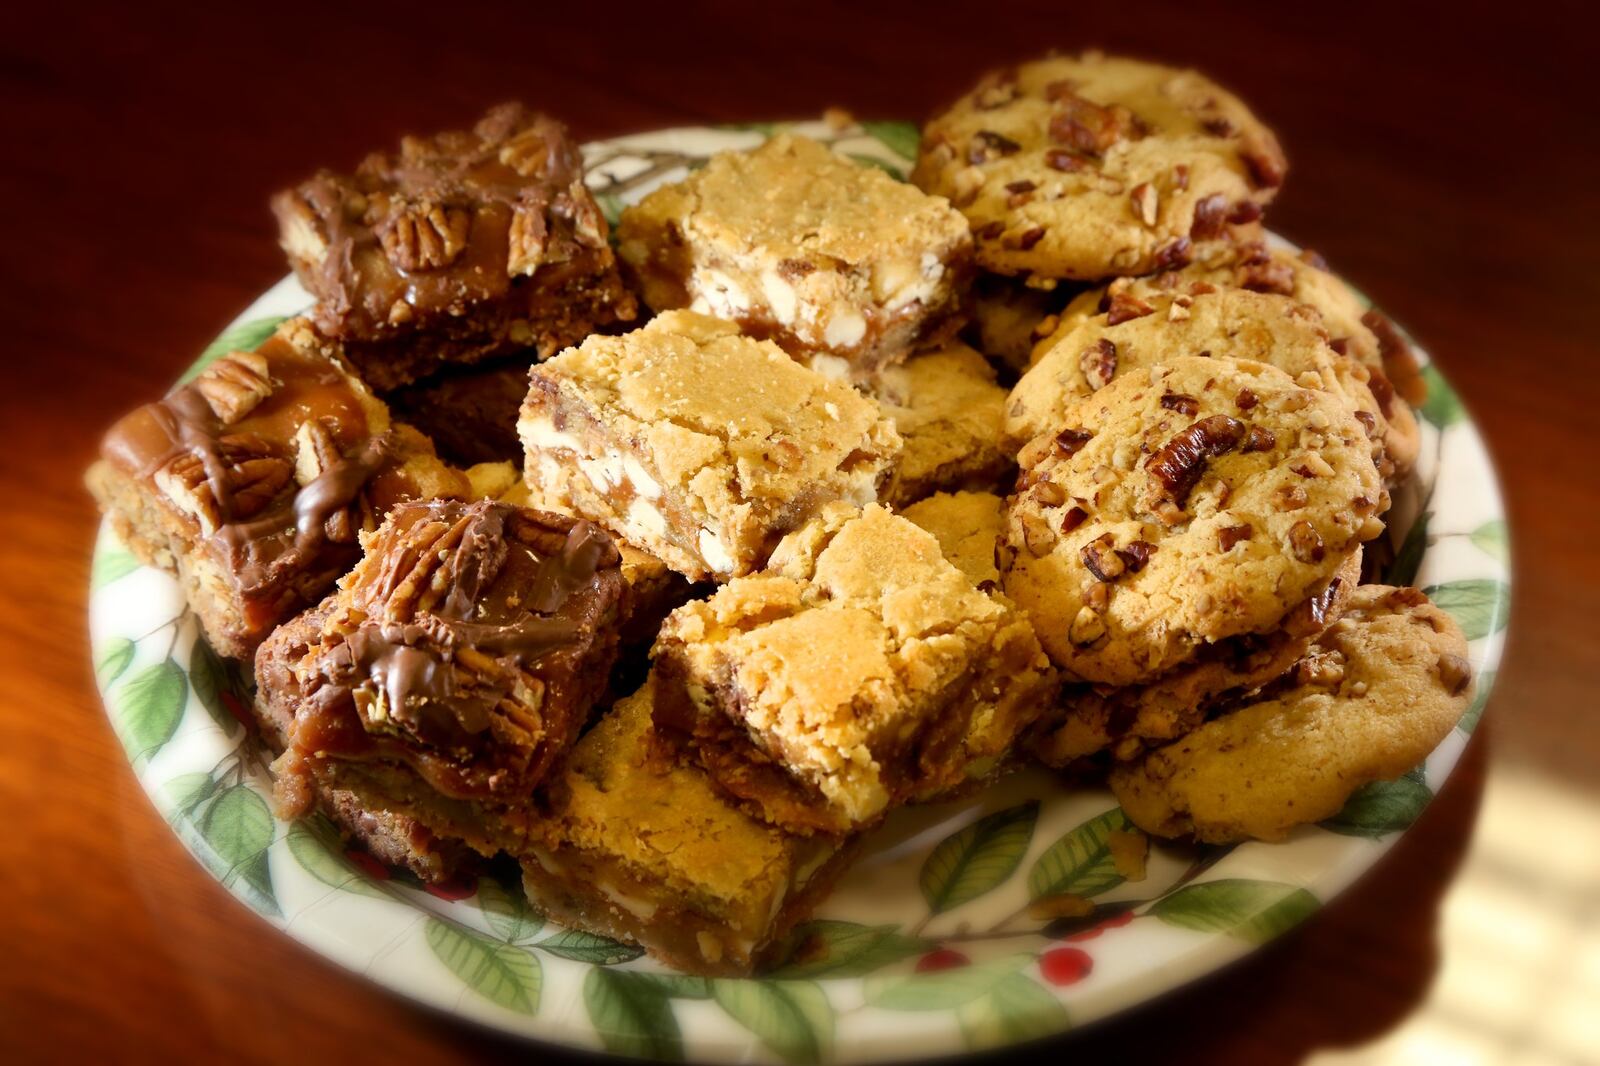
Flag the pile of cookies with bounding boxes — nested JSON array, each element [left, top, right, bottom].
[[89, 51, 1474, 976]]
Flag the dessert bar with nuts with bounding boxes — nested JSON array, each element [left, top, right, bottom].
[[273, 103, 636, 391], [88, 317, 467, 660], [520, 310, 902, 582], [617, 134, 973, 380], [386, 360, 533, 466], [652, 504, 1055, 835], [256, 497, 625, 858], [520, 677, 857, 975]]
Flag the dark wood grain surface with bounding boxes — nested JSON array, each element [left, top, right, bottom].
[[3, 3, 1596, 1062]]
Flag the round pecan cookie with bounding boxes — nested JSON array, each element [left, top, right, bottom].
[[912, 52, 1286, 282], [1109, 584, 1474, 842], [1007, 288, 1415, 481], [1000, 355, 1386, 687]]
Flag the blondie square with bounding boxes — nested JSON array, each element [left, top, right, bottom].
[[617, 134, 973, 380], [900, 489, 1008, 590], [273, 103, 636, 390], [88, 317, 467, 660], [651, 504, 1055, 834], [871, 341, 1013, 506], [521, 677, 856, 975], [520, 311, 902, 582], [255, 497, 625, 855]]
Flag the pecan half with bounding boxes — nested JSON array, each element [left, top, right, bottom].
[[194, 350, 274, 424], [507, 204, 549, 276], [1080, 339, 1118, 389], [1145, 415, 1246, 507], [376, 200, 471, 271]]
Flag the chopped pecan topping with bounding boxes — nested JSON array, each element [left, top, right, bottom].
[[1081, 533, 1126, 581], [1017, 507, 1058, 556], [1080, 338, 1118, 389], [1160, 392, 1200, 416], [1007, 226, 1047, 250], [1054, 427, 1095, 457], [375, 200, 471, 271], [1217, 523, 1253, 551], [1287, 520, 1325, 562], [1033, 481, 1067, 507], [507, 205, 548, 276], [1235, 388, 1259, 411], [1116, 540, 1156, 573], [1069, 604, 1106, 645], [1105, 291, 1155, 326], [1145, 414, 1246, 507], [1240, 425, 1277, 452], [1005, 179, 1038, 194], [1060, 505, 1089, 533], [1153, 237, 1192, 270], [1436, 652, 1473, 695], [1044, 149, 1084, 172], [1190, 193, 1228, 240], [1227, 201, 1263, 225], [1275, 484, 1308, 510], [1353, 409, 1377, 435], [1238, 257, 1296, 295], [1130, 183, 1159, 226], [1047, 91, 1134, 155], [969, 129, 1021, 163], [194, 351, 274, 424], [156, 436, 293, 535], [1295, 649, 1347, 688]]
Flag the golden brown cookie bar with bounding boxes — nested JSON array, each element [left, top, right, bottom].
[[88, 317, 467, 660], [520, 311, 902, 582], [652, 504, 1055, 834], [913, 52, 1285, 281], [899, 489, 1007, 590], [1009, 287, 1414, 481], [273, 103, 636, 391], [1001, 356, 1386, 688], [617, 134, 973, 380], [872, 342, 1014, 507], [521, 677, 856, 976], [256, 498, 625, 852], [1111, 585, 1474, 842]]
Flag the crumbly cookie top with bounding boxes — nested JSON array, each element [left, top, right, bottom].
[[900, 490, 1008, 589], [546, 679, 802, 906], [527, 311, 901, 503], [913, 52, 1286, 280], [1110, 584, 1474, 842], [1001, 355, 1385, 685]]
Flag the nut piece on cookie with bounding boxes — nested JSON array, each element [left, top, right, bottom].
[[254, 498, 626, 856], [521, 677, 858, 976], [651, 504, 1056, 834], [519, 310, 902, 582], [913, 52, 1286, 281], [1000, 355, 1386, 689], [617, 134, 974, 380], [900, 489, 1008, 590], [87, 317, 469, 660], [1110, 585, 1475, 843], [870, 341, 1014, 507], [272, 103, 636, 391], [1009, 287, 1416, 481]]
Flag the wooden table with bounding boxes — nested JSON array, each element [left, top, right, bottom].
[[4, 3, 1595, 1062]]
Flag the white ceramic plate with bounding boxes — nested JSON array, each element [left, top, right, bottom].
[[88, 122, 1509, 1064]]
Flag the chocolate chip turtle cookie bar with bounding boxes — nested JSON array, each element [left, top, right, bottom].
[[255, 497, 626, 858], [651, 504, 1056, 835], [617, 134, 973, 381], [273, 103, 636, 391], [520, 310, 902, 582], [87, 317, 467, 660], [520, 677, 857, 976]]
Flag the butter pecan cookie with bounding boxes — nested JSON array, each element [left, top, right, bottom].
[[913, 52, 1286, 281], [1109, 584, 1474, 842], [1008, 288, 1414, 480], [1000, 355, 1386, 687]]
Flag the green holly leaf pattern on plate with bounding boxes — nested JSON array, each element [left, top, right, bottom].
[[1150, 879, 1318, 944], [625, 973, 714, 999], [1027, 806, 1131, 901], [1321, 772, 1433, 837], [1417, 364, 1464, 429], [1469, 519, 1509, 565], [534, 927, 645, 965], [865, 954, 1031, 1011], [584, 967, 684, 1061], [769, 920, 928, 979], [713, 979, 833, 1065], [285, 818, 390, 900], [596, 192, 625, 228], [116, 657, 187, 763], [200, 784, 276, 905], [859, 120, 920, 162], [956, 971, 1071, 1050], [478, 875, 544, 943], [91, 548, 141, 590], [96, 637, 135, 686], [187, 636, 243, 738], [1458, 668, 1495, 734], [921, 801, 1039, 915], [181, 314, 289, 383], [159, 771, 216, 819], [1384, 510, 1430, 588], [426, 919, 541, 1015], [1423, 578, 1510, 641]]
